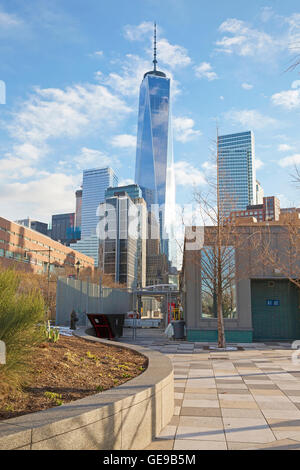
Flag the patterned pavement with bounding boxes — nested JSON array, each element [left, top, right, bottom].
[[121, 329, 300, 450]]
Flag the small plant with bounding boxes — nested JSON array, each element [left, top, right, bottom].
[[44, 321, 60, 343], [139, 366, 145, 371], [86, 351, 97, 361], [44, 391, 63, 406], [122, 373, 132, 379], [117, 364, 130, 371], [96, 385, 104, 392], [63, 351, 78, 364]]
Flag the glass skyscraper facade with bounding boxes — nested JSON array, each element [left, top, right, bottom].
[[81, 167, 118, 238], [135, 60, 176, 265], [218, 131, 256, 217]]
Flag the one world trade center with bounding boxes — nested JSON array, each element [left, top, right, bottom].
[[135, 23, 176, 266]]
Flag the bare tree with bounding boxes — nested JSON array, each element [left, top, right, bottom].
[[191, 129, 244, 348]]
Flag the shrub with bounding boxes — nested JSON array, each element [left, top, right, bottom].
[[0, 268, 45, 394]]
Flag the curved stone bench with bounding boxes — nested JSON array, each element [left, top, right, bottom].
[[0, 329, 174, 450]]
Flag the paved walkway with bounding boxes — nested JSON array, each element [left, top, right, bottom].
[[121, 328, 300, 450]]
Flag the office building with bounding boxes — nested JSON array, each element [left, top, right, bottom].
[[105, 184, 142, 201], [134, 24, 176, 265], [81, 167, 118, 239], [75, 189, 82, 231], [218, 131, 256, 216], [70, 235, 100, 267], [15, 218, 49, 236], [98, 193, 142, 288], [51, 213, 77, 245], [256, 180, 264, 205], [106, 184, 147, 285]]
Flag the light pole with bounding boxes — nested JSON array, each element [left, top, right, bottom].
[[75, 260, 81, 280]]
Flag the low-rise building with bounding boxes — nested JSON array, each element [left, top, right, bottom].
[[182, 214, 300, 343], [229, 196, 281, 222], [0, 216, 94, 275]]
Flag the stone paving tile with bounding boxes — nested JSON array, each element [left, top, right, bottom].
[[145, 439, 174, 450], [227, 439, 300, 450], [261, 409, 300, 420], [223, 417, 276, 444], [216, 383, 248, 390], [219, 400, 259, 409], [218, 389, 253, 395], [221, 408, 265, 418], [182, 399, 220, 408], [176, 426, 226, 442], [174, 440, 227, 450], [181, 407, 222, 417], [121, 329, 300, 450]]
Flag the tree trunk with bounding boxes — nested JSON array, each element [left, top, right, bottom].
[[217, 251, 225, 348]]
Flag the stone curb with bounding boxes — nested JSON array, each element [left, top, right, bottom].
[[0, 328, 174, 450]]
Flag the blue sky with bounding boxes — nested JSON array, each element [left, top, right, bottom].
[[0, 0, 300, 224]]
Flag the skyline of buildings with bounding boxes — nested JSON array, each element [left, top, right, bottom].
[[4, 24, 299, 284]]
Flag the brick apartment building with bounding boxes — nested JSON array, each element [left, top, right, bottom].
[[0, 216, 94, 275], [229, 196, 281, 222]]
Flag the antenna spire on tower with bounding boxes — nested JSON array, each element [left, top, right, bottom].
[[153, 22, 157, 71]]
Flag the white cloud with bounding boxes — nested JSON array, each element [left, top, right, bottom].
[[272, 88, 300, 109], [119, 178, 134, 187], [220, 96, 224, 100], [285, 13, 300, 52], [255, 158, 264, 170], [173, 117, 202, 143], [174, 161, 206, 186], [156, 38, 191, 69], [260, 6, 274, 23], [4, 81, 132, 172], [242, 82, 253, 90], [74, 147, 112, 170], [291, 80, 300, 89], [105, 53, 180, 98], [278, 154, 300, 167], [276, 193, 296, 208], [111, 134, 136, 149], [90, 50, 103, 58], [194, 62, 218, 81], [225, 109, 278, 129], [124, 21, 153, 41], [105, 54, 151, 97], [0, 9, 22, 28], [10, 83, 131, 144], [278, 144, 293, 152], [202, 161, 217, 172], [216, 18, 282, 58], [125, 22, 191, 69], [0, 172, 78, 222], [0, 155, 36, 180]]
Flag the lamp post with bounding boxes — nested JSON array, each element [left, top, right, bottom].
[[76, 260, 81, 280], [24, 247, 52, 316]]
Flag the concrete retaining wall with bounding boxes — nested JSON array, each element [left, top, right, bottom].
[[0, 330, 174, 450]]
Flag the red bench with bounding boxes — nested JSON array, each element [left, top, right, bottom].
[[87, 314, 114, 339]]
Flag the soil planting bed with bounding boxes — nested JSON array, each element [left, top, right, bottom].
[[0, 335, 147, 421]]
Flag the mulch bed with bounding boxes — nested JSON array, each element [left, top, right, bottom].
[[0, 336, 148, 421]]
